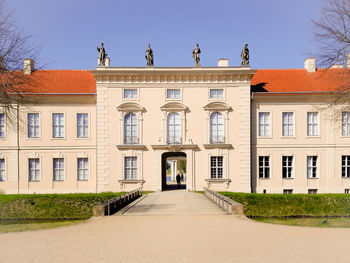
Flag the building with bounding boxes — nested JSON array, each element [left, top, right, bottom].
[[1, 57, 350, 194]]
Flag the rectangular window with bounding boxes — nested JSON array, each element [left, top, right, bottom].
[[124, 157, 137, 180], [77, 113, 89, 138], [28, 158, 40, 181], [77, 158, 89, 181], [282, 156, 293, 178], [283, 189, 293, 194], [307, 156, 318, 178], [53, 158, 64, 181], [345, 189, 350, 194], [0, 159, 5, 181], [209, 89, 224, 99], [210, 156, 223, 179], [28, 113, 40, 138], [258, 112, 270, 137], [308, 189, 318, 194], [166, 89, 181, 99], [52, 113, 64, 138], [342, 112, 350, 136], [124, 89, 138, 99], [259, 156, 270, 178], [282, 112, 294, 136], [0, 113, 5, 138], [342, 155, 350, 178], [307, 112, 319, 136]]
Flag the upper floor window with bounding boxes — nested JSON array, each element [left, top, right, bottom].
[[124, 156, 137, 180], [210, 156, 223, 179], [0, 159, 5, 181], [259, 156, 270, 178], [29, 158, 40, 182], [28, 113, 40, 138], [0, 113, 5, 138], [77, 113, 89, 138], [124, 113, 138, 144], [307, 112, 319, 136], [124, 89, 138, 99], [53, 158, 64, 181], [258, 112, 270, 137], [167, 89, 181, 99], [77, 158, 89, 181], [282, 112, 294, 136], [342, 112, 350, 136], [342, 155, 350, 178], [209, 89, 224, 99], [52, 113, 64, 138], [307, 156, 318, 178], [282, 156, 293, 178], [167, 112, 181, 144], [210, 112, 224, 144]]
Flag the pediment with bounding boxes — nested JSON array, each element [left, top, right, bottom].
[[117, 102, 145, 112], [160, 102, 188, 111], [203, 102, 232, 111]]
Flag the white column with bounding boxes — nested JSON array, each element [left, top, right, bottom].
[[171, 160, 175, 181], [174, 160, 178, 180]]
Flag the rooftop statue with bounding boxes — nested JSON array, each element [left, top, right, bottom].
[[192, 43, 201, 66], [97, 42, 107, 66], [241, 43, 249, 66], [145, 44, 154, 67]]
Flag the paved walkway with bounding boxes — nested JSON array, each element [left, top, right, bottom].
[[1, 191, 350, 263]]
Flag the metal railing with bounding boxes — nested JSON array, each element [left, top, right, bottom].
[[167, 136, 182, 145], [93, 188, 142, 216], [210, 136, 225, 144], [204, 188, 243, 215], [124, 136, 139, 144]]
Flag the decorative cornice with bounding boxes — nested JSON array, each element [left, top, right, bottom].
[[151, 144, 198, 151], [160, 102, 188, 112], [203, 102, 232, 111], [91, 67, 256, 84], [117, 102, 145, 112], [116, 144, 147, 150], [203, 144, 233, 149]]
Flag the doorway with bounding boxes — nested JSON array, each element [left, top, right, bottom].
[[162, 152, 186, 190]]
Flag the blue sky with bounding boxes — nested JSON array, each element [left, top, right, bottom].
[[7, 0, 322, 69]]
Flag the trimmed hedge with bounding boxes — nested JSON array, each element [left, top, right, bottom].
[[220, 192, 350, 217], [0, 193, 125, 219]]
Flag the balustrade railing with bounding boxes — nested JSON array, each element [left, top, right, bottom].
[[210, 136, 225, 144], [124, 136, 139, 144], [167, 136, 182, 145]]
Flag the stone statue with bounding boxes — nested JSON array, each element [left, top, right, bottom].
[[145, 44, 154, 66], [192, 43, 201, 66], [97, 42, 107, 66], [241, 43, 249, 66]]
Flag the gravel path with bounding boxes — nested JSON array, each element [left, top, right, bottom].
[[1, 190, 350, 263]]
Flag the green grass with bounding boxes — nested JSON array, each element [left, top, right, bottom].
[[255, 217, 350, 228], [0, 220, 84, 233], [0, 192, 125, 219], [220, 192, 350, 217]]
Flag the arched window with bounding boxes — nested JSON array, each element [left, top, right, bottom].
[[210, 112, 224, 144], [167, 112, 181, 144], [124, 113, 138, 144]]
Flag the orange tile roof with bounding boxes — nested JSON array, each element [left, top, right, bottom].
[[22, 70, 96, 94], [251, 68, 350, 94]]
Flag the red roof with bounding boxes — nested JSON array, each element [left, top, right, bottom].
[[22, 70, 96, 94], [251, 69, 350, 94]]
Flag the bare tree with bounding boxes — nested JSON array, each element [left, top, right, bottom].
[[0, 0, 39, 126]]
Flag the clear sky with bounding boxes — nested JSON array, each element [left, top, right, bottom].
[[6, 0, 322, 69]]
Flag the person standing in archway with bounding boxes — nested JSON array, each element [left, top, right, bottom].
[[176, 173, 181, 188]]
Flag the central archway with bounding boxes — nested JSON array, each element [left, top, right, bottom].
[[161, 152, 187, 191]]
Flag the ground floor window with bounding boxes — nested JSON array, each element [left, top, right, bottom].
[[345, 189, 350, 194], [307, 156, 318, 178], [53, 158, 64, 181], [282, 156, 293, 178], [210, 156, 223, 179], [0, 159, 4, 181], [342, 156, 350, 178], [29, 158, 40, 181], [308, 189, 318, 194], [124, 156, 137, 180], [259, 156, 270, 178], [283, 189, 293, 194], [77, 158, 89, 181]]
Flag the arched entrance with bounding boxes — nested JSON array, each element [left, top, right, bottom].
[[162, 152, 186, 190]]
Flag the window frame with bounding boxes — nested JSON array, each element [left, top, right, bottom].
[[27, 113, 41, 139], [342, 155, 350, 178], [124, 156, 138, 180], [342, 112, 350, 136], [28, 158, 40, 182], [259, 156, 270, 179], [282, 156, 294, 179], [52, 113, 65, 139], [0, 113, 5, 139], [77, 113, 89, 139], [307, 112, 319, 137], [282, 112, 295, 137], [124, 112, 138, 144], [209, 88, 224, 100], [0, 158, 5, 181], [258, 112, 271, 137], [166, 88, 182, 100], [77, 158, 89, 181], [210, 156, 223, 179], [210, 112, 224, 144], [167, 112, 181, 144], [123, 88, 139, 100], [53, 158, 65, 181], [307, 156, 318, 179]]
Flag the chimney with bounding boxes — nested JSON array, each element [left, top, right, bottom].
[[304, 57, 316, 72], [218, 58, 229, 67], [23, 59, 34, 74]]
